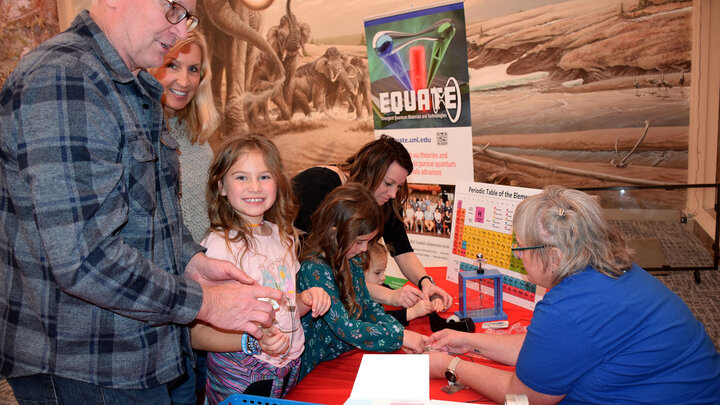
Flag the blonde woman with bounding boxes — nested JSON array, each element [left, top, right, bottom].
[[149, 30, 221, 404], [149, 30, 220, 243]]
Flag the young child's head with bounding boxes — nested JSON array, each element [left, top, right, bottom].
[[365, 243, 388, 286], [301, 183, 383, 316], [207, 134, 297, 242]]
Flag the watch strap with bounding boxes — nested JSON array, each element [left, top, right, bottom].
[[446, 356, 461, 383], [417, 275, 435, 291], [448, 356, 461, 373]]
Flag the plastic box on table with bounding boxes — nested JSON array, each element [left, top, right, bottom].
[[456, 268, 507, 323]]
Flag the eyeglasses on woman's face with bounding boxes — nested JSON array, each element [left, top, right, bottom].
[[511, 242, 546, 259], [164, 0, 199, 32]]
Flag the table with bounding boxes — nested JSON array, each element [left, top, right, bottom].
[[284, 267, 534, 404]]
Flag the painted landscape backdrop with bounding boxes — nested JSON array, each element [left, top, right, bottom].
[[2, 0, 692, 209]]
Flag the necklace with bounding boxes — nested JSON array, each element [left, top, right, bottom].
[[249, 221, 264, 228]]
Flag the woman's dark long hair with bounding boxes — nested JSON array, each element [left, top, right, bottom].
[[299, 183, 383, 317], [338, 135, 413, 221]]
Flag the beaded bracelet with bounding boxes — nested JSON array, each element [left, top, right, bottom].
[[241, 333, 262, 355]]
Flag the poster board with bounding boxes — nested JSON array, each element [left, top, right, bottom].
[[446, 181, 545, 310], [364, 1, 473, 275]]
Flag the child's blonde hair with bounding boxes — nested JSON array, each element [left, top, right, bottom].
[[367, 242, 389, 268], [207, 134, 298, 260]]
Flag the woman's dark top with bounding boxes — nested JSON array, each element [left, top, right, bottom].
[[291, 166, 413, 257]]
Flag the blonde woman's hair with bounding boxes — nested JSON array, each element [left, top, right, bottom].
[[299, 183, 384, 318], [207, 134, 298, 261], [513, 186, 633, 285], [149, 30, 220, 144]]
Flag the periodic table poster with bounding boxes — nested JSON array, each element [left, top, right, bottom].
[[446, 181, 545, 310]]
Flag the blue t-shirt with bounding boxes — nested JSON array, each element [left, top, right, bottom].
[[516, 264, 720, 404]]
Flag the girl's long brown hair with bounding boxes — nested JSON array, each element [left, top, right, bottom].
[[299, 183, 383, 317], [207, 134, 298, 261], [337, 135, 413, 221]]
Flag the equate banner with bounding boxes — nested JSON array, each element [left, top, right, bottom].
[[365, 1, 473, 269]]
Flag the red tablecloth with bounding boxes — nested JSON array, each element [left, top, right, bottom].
[[284, 267, 534, 404]]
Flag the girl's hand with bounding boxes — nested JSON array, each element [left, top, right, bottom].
[[406, 300, 435, 321], [428, 329, 472, 354], [300, 287, 331, 318], [258, 325, 290, 356], [401, 330, 428, 354]]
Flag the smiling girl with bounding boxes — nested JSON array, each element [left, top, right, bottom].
[[193, 135, 330, 402]]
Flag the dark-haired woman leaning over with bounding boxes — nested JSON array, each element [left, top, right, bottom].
[[292, 135, 452, 313]]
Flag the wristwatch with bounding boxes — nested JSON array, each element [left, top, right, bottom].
[[445, 356, 461, 384], [417, 275, 435, 291]]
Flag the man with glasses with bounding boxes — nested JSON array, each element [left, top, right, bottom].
[[0, 1, 282, 403]]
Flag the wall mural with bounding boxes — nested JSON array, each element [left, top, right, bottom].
[[3, 0, 692, 209], [200, 0, 691, 210], [0, 0, 59, 84]]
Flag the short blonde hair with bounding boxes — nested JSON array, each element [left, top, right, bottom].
[[367, 242, 389, 269], [513, 186, 633, 285]]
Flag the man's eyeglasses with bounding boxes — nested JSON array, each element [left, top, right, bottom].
[[164, 0, 199, 32], [511, 242, 546, 259]]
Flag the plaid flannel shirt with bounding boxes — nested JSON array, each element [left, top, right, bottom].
[[0, 11, 204, 389]]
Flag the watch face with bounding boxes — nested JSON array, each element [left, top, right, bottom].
[[445, 370, 457, 383]]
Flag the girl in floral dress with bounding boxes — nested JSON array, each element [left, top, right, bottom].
[[297, 183, 427, 379]]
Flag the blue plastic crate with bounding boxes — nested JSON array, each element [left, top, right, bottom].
[[218, 394, 322, 405]]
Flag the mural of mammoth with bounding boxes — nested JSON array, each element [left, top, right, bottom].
[[347, 57, 372, 119], [292, 47, 361, 118], [268, 0, 310, 109], [247, 0, 310, 123], [196, 0, 288, 133]]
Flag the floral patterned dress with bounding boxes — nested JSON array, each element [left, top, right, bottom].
[[297, 257, 404, 379]]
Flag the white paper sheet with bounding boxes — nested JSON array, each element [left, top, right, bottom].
[[345, 354, 429, 405]]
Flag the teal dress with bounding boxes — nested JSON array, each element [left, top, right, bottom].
[[297, 258, 404, 379]]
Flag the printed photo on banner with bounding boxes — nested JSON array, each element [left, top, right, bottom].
[[404, 184, 454, 238]]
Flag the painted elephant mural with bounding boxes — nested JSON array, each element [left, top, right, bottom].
[[196, 0, 288, 134], [247, 0, 310, 123], [292, 47, 360, 119], [347, 57, 372, 118], [268, 0, 310, 110]]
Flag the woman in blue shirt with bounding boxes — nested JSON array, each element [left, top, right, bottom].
[[428, 186, 720, 404]]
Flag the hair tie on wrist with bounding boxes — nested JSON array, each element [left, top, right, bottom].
[[241, 333, 262, 355]]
